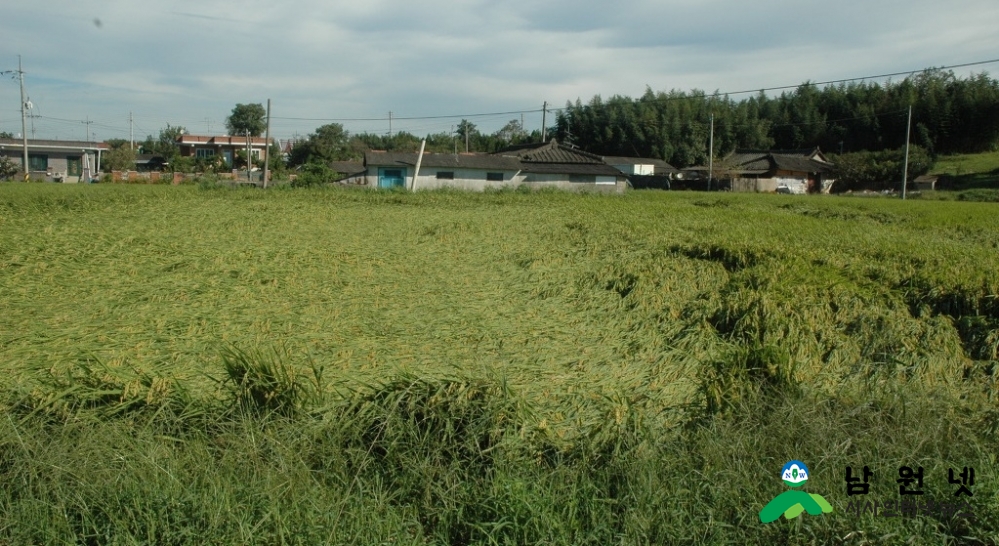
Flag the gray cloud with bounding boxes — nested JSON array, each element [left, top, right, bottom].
[[1, 0, 997, 141]]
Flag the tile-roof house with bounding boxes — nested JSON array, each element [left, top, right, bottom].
[[349, 139, 628, 192], [493, 139, 628, 192], [710, 148, 835, 193]]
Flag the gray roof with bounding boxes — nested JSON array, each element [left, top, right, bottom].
[[715, 148, 832, 175], [329, 161, 365, 175], [361, 140, 626, 178], [495, 139, 624, 177], [496, 139, 605, 164], [365, 151, 521, 171], [0, 138, 109, 150]]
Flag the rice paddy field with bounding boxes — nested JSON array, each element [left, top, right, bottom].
[[0, 183, 997, 544]]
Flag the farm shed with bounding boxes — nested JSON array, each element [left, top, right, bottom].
[[604, 155, 680, 190], [329, 161, 366, 184], [0, 138, 108, 182], [912, 175, 938, 191]]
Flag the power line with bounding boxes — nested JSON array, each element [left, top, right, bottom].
[[271, 57, 999, 125], [272, 108, 544, 123]]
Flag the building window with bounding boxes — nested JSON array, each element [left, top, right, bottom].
[[436, 171, 454, 180], [67, 156, 82, 176], [196, 148, 215, 158], [28, 154, 48, 172], [251, 149, 261, 159], [486, 172, 504, 181], [569, 174, 596, 183]]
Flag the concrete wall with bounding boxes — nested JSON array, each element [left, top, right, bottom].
[[522, 173, 627, 193], [731, 175, 815, 194], [412, 168, 525, 191], [359, 167, 628, 193]]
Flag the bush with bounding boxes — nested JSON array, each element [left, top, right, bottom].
[[291, 163, 339, 188], [0, 155, 21, 180]]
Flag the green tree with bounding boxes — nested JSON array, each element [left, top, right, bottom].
[[495, 119, 527, 144], [0, 155, 18, 179], [103, 140, 137, 172], [831, 146, 931, 192], [457, 119, 478, 152], [288, 123, 350, 166], [225, 103, 266, 137], [0, 131, 13, 139]]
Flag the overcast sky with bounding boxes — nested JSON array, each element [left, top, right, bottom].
[[3, 0, 998, 143]]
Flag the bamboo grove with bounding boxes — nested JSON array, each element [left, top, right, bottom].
[[554, 70, 999, 167]]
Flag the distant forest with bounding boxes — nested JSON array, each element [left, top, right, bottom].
[[552, 70, 999, 168]]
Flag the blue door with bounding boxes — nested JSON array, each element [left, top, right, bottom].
[[378, 168, 406, 188]]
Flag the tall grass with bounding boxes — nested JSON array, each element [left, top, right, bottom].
[[0, 184, 997, 543]]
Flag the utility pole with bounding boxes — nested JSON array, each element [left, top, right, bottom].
[[263, 98, 271, 189], [541, 101, 547, 142], [246, 130, 251, 183], [708, 113, 714, 189], [129, 112, 134, 151], [18, 56, 28, 180], [83, 117, 93, 144], [465, 124, 469, 153], [388, 111, 393, 138], [901, 104, 912, 200]]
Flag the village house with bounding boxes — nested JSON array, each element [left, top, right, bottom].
[[0, 138, 108, 182], [175, 134, 272, 166]]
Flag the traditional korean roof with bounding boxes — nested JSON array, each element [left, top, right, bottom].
[[496, 139, 605, 164], [494, 139, 624, 177], [714, 148, 833, 175]]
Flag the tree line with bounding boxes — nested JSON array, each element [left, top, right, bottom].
[[99, 70, 999, 179], [554, 70, 999, 168]]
